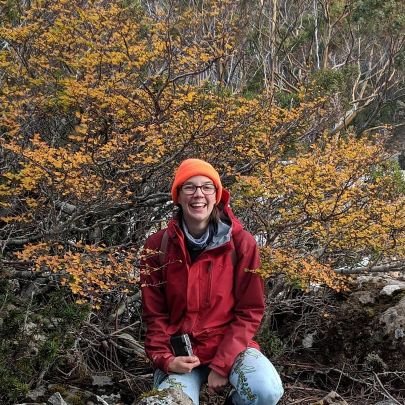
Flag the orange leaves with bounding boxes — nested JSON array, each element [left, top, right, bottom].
[[234, 134, 405, 290], [259, 246, 347, 291], [0, 0, 403, 302], [16, 241, 139, 307], [2, 134, 99, 200]]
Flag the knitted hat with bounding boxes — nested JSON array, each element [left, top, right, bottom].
[[171, 159, 223, 204]]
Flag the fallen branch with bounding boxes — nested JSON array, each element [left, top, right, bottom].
[[373, 372, 402, 405], [334, 261, 405, 274], [109, 292, 141, 321]]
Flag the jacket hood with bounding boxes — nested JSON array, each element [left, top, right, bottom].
[[218, 188, 244, 234]]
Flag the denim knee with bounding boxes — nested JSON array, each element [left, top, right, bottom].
[[230, 379, 283, 405], [229, 348, 284, 405], [244, 375, 283, 405], [255, 382, 284, 405]]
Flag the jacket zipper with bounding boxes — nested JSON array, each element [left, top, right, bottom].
[[205, 262, 213, 306]]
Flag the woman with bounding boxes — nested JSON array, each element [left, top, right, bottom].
[[141, 159, 283, 405]]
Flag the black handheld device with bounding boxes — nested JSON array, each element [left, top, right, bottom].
[[170, 334, 193, 356]]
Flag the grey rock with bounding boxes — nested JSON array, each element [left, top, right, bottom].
[[352, 291, 375, 304], [395, 328, 405, 339], [47, 383, 103, 404], [135, 388, 194, 405], [91, 374, 114, 386], [96, 394, 120, 404], [26, 385, 47, 401], [47, 392, 68, 405], [380, 285, 402, 296], [385, 278, 405, 287], [312, 390, 349, 404], [302, 332, 316, 348], [379, 297, 405, 338]]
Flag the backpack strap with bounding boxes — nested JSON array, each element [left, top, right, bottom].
[[230, 241, 238, 268], [159, 230, 169, 267], [230, 231, 240, 268]]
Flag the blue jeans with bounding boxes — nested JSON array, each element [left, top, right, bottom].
[[154, 348, 284, 405]]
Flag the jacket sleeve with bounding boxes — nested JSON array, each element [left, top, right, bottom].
[[209, 231, 264, 377], [140, 231, 175, 373]]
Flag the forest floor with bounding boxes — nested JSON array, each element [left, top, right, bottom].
[[4, 272, 405, 405], [121, 273, 405, 404], [267, 273, 405, 405]]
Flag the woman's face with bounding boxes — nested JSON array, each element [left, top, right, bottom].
[[177, 175, 217, 230]]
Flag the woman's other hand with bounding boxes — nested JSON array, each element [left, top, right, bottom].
[[168, 356, 200, 373], [207, 369, 229, 393]]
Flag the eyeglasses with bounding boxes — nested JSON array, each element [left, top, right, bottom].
[[180, 184, 217, 195]]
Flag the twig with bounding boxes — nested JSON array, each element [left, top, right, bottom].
[[23, 290, 34, 333], [110, 321, 140, 335], [108, 292, 141, 321], [373, 372, 402, 405], [335, 362, 345, 392]]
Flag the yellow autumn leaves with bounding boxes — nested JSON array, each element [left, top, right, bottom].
[[0, 0, 403, 304], [16, 242, 138, 307], [233, 135, 404, 290]]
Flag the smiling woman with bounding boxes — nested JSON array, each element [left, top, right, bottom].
[[140, 159, 283, 405], [177, 176, 217, 239]]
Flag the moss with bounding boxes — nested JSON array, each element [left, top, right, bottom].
[[364, 307, 376, 317], [48, 384, 69, 395], [140, 388, 167, 399], [70, 393, 89, 405], [48, 386, 88, 405]]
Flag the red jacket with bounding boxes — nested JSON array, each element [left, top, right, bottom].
[[140, 190, 264, 377]]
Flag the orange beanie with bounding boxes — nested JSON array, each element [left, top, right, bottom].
[[171, 159, 223, 204]]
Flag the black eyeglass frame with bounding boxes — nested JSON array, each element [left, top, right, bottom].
[[179, 184, 217, 195]]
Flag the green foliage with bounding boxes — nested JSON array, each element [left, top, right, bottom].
[[1, 309, 25, 337], [43, 289, 90, 329], [351, 0, 405, 35], [280, 14, 315, 50], [257, 327, 284, 359], [329, 0, 347, 18], [310, 65, 358, 104], [275, 90, 300, 109], [38, 338, 61, 366], [0, 363, 29, 403], [372, 160, 405, 195], [0, 0, 24, 25], [0, 285, 89, 405], [243, 70, 265, 98], [0, 339, 31, 404], [121, 0, 143, 13]]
